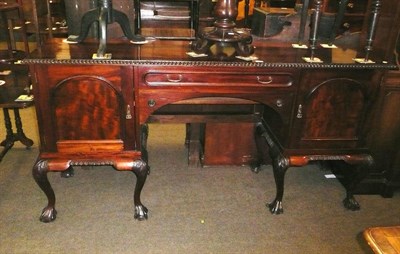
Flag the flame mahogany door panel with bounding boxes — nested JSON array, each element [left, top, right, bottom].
[[290, 69, 382, 150], [32, 64, 136, 153]]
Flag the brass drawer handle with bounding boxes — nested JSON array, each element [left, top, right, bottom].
[[257, 76, 273, 84], [166, 74, 183, 83]]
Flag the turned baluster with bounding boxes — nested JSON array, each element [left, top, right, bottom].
[[364, 0, 381, 61], [309, 0, 323, 60]]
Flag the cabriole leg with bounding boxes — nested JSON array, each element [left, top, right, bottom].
[[342, 157, 373, 211], [268, 154, 289, 214], [32, 160, 57, 223], [251, 123, 271, 173], [254, 122, 289, 214], [132, 159, 149, 220]]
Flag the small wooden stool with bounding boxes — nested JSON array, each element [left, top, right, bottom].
[[364, 226, 400, 254]]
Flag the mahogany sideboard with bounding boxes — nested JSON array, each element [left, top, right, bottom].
[[22, 0, 399, 222]]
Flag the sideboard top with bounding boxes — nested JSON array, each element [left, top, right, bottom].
[[22, 38, 398, 70]]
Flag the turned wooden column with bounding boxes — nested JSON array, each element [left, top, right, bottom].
[[191, 0, 254, 59]]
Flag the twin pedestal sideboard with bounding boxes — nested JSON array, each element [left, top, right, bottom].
[[23, 37, 398, 222]]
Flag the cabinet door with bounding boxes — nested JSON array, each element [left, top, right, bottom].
[[34, 64, 136, 153], [290, 69, 380, 150]]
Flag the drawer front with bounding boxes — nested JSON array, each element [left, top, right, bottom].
[[137, 67, 299, 126], [143, 71, 294, 88]]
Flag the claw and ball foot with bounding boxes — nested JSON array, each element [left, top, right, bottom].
[[39, 206, 57, 223], [343, 195, 361, 211], [134, 205, 148, 220], [268, 199, 283, 214], [340, 158, 372, 211]]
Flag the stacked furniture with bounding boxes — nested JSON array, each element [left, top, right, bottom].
[[134, 0, 200, 39]]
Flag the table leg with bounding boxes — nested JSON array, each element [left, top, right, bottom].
[[186, 123, 203, 167], [112, 8, 144, 41], [0, 108, 14, 160], [67, 0, 144, 45], [32, 159, 57, 223], [254, 121, 288, 214], [66, 8, 99, 43], [13, 108, 34, 147], [0, 108, 33, 161], [132, 159, 149, 220]]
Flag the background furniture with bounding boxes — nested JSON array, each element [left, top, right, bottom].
[[1, 0, 66, 46], [64, 0, 137, 40], [23, 0, 53, 44], [250, 6, 297, 38], [0, 68, 34, 161], [65, 0, 145, 58], [251, 0, 367, 41], [63, 0, 215, 40], [364, 226, 400, 253], [22, 0, 68, 44], [134, 0, 200, 39], [322, 0, 366, 35], [0, 0, 33, 161], [0, 0, 29, 53]]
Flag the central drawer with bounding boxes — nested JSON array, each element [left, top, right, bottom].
[[143, 72, 294, 87], [137, 67, 300, 125]]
